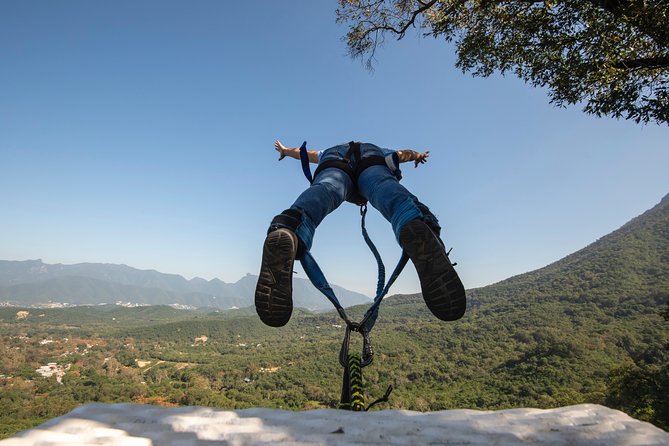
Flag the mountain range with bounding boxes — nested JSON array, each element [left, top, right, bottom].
[[0, 260, 370, 310]]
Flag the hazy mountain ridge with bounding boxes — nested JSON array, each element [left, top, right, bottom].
[[0, 261, 371, 310]]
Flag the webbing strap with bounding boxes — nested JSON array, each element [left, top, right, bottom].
[[313, 159, 356, 184], [299, 141, 313, 183], [357, 203, 410, 331], [345, 141, 360, 164], [360, 205, 385, 297], [360, 251, 409, 331], [300, 251, 350, 324], [299, 204, 409, 333]]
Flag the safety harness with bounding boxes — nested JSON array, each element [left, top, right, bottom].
[[297, 141, 410, 410]]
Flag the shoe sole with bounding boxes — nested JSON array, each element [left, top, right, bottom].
[[255, 230, 296, 327], [400, 220, 466, 321]]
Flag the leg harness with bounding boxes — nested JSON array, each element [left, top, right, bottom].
[[305, 141, 395, 206]]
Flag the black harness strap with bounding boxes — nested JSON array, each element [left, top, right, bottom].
[[313, 159, 356, 182], [344, 140, 360, 163], [355, 155, 386, 177]]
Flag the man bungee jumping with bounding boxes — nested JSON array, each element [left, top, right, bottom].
[[254, 140, 466, 327]]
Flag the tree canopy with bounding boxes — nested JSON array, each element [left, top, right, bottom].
[[336, 0, 669, 125]]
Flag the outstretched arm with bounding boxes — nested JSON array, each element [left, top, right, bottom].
[[275, 140, 319, 164], [396, 149, 430, 168]]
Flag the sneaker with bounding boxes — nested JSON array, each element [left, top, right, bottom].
[[399, 219, 466, 321], [254, 228, 298, 327]]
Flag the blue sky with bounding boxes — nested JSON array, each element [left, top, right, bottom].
[[1, 1, 668, 297]]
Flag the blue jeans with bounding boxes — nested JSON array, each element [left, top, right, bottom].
[[289, 143, 434, 251]]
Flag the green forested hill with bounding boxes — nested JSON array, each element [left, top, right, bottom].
[[470, 193, 669, 308], [1, 194, 667, 438]]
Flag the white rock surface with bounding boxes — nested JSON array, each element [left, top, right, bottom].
[[2, 403, 668, 445]]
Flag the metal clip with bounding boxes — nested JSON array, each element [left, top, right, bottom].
[[339, 321, 374, 368]]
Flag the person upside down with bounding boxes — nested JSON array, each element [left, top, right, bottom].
[[255, 140, 466, 327]]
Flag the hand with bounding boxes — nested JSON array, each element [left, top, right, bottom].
[[275, 140, 287, 161], [414, 151, 430, 167]]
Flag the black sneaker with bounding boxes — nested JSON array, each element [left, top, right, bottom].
[[254, 228, 298, 327], [399, 220, 466, 321]]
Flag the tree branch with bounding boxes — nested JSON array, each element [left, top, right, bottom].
[[378, 0, 439, 39], [612, 56, 669, 70]]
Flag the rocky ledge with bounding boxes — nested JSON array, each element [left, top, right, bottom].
[[2, 403, 668, 445]]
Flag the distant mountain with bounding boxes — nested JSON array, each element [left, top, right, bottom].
[[0, 260, 370, 310]]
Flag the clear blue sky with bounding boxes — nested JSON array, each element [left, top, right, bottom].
[[1, 1, 668, 297]]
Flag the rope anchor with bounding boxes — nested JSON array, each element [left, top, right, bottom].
[[338, 321, 392, 411], [339, 322, 373, 368]]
